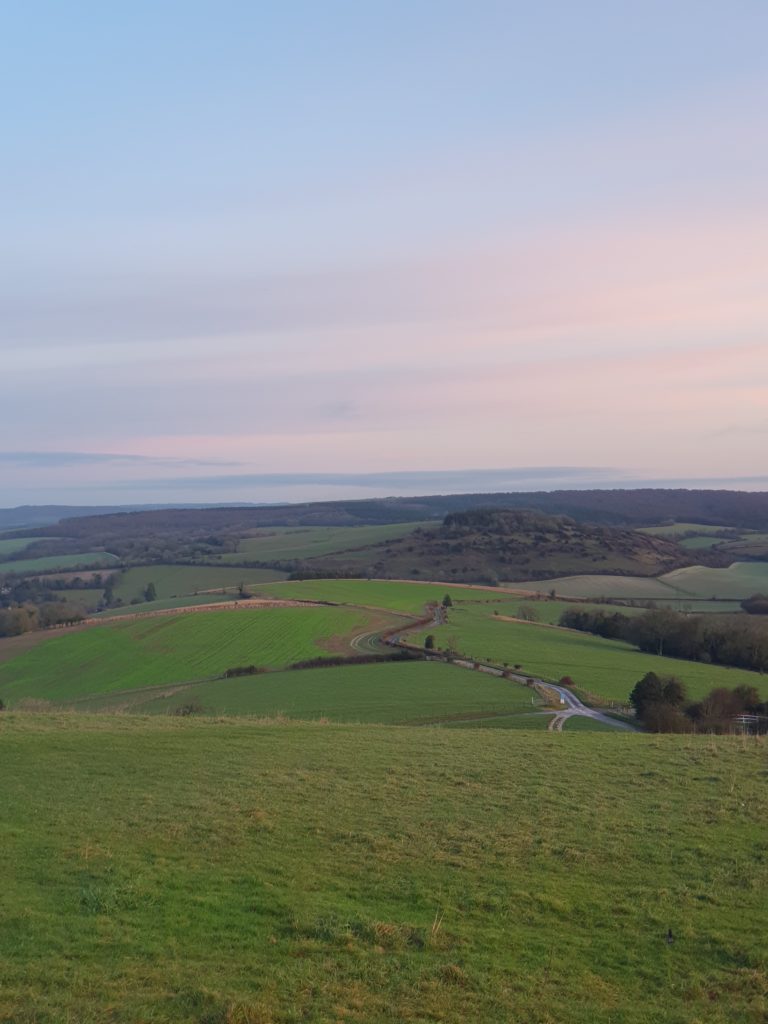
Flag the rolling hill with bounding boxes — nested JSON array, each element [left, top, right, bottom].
[[295, 509, 694, 583]]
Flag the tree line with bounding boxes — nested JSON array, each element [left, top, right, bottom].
[[629, 673, 767, 733], [559, 604, 768, 673]]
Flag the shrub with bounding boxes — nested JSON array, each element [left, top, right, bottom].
[[172, 702, 205, 717]]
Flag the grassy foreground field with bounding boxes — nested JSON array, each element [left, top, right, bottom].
[[413, 608, 768, 703], [0, 606, 384, 705], [0, 716, 765, 1023]]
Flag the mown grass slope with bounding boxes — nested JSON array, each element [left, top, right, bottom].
[[413, 607, 768, 702], [0, 606, 380, 705], [0, 716, 765, 1023]]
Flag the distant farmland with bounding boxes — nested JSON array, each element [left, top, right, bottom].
[[217, 522, 434, 563], [113, 564, 287, 603], [508, 561, 768, 602], [0, 536, 58, 558], [0, 551, 119, 575]]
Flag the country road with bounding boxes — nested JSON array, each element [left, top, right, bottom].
[[374, 601, 638, 732]]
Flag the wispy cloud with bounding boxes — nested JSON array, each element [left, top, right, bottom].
[[0, 451, 240, 469]]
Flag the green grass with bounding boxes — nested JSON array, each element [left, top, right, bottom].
[[442, 712, 552, 730], [561, 715, 617, 732], [113, 564, 287, 602], [76, 660, 542, 724], [0, 606, 381, 705], [0, 551, 119, 575], [0, 715, 765, 1023], [218, 522, 434, 563], [412, 607, 768, 703]]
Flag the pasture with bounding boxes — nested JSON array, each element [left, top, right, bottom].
[[73, 659, 542, 724], [0, 551, 119, 575], [412, 607, 768, 703], [0, 606, 386, 705], [0, 716, 765, 1023], [113, 564, 287, 603]]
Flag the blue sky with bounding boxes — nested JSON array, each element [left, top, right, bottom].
[[1, 2, 767, 504]]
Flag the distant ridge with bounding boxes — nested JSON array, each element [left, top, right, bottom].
[[0, 503, 264, 531], [4, 487, 768, 534]]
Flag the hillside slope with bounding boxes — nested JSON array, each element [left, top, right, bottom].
[[301, 508, 692, 583]]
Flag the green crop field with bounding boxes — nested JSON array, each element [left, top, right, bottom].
[[0, 551, 119, 575], [73, 659, 543, 724], [412, 607, 768, 703], [1, 716, 765, 1023], [0, 606, 384, 706], [113, 564, 288, 603], [217, 522, 434, 563]]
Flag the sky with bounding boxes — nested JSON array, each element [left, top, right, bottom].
[[1, 1, 767, 506]]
